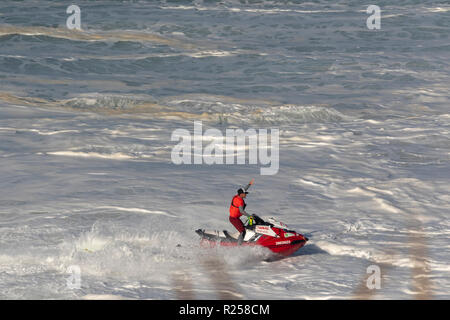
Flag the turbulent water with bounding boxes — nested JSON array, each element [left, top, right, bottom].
[[0, 0, 449, 299]]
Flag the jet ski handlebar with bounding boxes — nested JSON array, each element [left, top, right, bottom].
[[245, 214, 271, 227]]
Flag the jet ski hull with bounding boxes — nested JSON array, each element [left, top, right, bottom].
[[195, 217, 308, 257]]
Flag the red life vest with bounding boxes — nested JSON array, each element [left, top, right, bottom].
[[229, 195, 246, 218]]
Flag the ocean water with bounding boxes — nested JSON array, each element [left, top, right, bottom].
[[0, 0, 449, 299]]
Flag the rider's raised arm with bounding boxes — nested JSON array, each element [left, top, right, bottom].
[[244, 178, 254, 191]]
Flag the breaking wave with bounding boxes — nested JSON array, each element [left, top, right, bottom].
[[1, 92, 348, 125]]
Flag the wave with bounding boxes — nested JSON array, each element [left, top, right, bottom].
[[162, 4, 346, 15], [46, 151, 135, 160], [162, 95, 347, 125], [315, 240, 416, 269], [0, 92, 348, 125], [61, 93, 160, 112], [57, 223, 196, 281], [0, 24, 193, 49], [97, 206, 177, 218]]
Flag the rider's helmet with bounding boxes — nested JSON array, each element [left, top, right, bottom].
[[237, 188, 249, 195]]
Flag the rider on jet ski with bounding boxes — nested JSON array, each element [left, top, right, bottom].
[[229, 179, 254, 245]]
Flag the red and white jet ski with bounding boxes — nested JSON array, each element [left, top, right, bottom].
[[195, 215, 308, 257]]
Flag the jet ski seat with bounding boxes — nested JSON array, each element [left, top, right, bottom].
[[223, 230, 240, 241]]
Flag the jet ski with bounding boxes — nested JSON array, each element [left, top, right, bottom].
[[195, 215, 308, 257]]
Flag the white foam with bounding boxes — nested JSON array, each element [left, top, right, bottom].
[[28, 129, 79, 135], [426, 7, 450, 12], [98, 206, 177, 218], [82, 294, 130, 300], [47, 151, 134, 160], [75, 232, 109, 253]]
